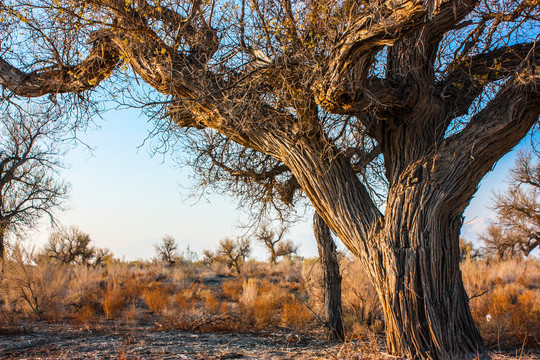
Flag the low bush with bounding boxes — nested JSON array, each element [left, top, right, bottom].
[[463, 258, 540, 348]]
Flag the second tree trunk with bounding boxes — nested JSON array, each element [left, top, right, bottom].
[[313, 212, 344, 341]]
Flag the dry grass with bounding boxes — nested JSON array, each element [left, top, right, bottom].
[[462, 258, 540, 348], [0, 244, 538, 355]]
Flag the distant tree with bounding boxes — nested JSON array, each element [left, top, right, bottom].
[[215, 238, 251, 274], [154, 235, 179, 266], [256, 223, 298, 265], [42, 226, 110, 267], [478, 224, 517, 260], [481, 152, 540, 258], [0, 108, 70, 257], [459, 238, 480, 261], [202, 249, 216, 265], [92, 247, 114, 268]]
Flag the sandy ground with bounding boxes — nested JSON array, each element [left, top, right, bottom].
[[1, 324, 539, 360], [0, 324, 354, 360]]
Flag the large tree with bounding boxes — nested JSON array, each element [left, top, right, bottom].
[[0, 0, 539, 358]]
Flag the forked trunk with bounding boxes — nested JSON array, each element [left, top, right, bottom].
[[313, 212, 344, 341], [280, 141, 486, 359]]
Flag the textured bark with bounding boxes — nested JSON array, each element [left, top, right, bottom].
[[313, 213, 344, 342], [279, 139, 485, 359], [375, 180, 483, 359], [0, 222, 6, 259], [278, 79, 540, 359]]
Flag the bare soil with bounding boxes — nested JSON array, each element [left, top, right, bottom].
[[0, 323, 351, 360], [1, 323, 538, 360]]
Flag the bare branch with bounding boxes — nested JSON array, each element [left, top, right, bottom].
[[0, 33, 120, 97], [442, 42, 540, 118]]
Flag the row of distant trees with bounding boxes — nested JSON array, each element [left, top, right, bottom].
[[155, 223, 298, 273]]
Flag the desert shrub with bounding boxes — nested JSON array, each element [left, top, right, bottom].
[[200, 289, 223, 314], [73, 304, 97, 325], [64, 265, 104, 319], [463, 258, 540, 348], [340, 259, 382, 328], [281, 298, 313, 331], [155, 307, 198, 330], [1, 245, 69, 321], [182, 283, 204, 302], [472, 283, 540, 347], [253, 294, 280, 329], [170, 261, 204, 288], [240, 278, 292, 330], [143, 288, 169, 314], [103, 286, 127, 319], [275, 257, 303, 283], [239, 278, 259, 308], [121, 304, 145, 326], [221, 279, 243, 302], [209, 260, 231, 276], [174, 292, 193, 310], [301, 258, 324, 309], [242, 261, 270, 279], [303, 255, 382, 336]]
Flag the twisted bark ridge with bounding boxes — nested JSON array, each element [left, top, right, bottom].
[[1, 0, 539, 358]]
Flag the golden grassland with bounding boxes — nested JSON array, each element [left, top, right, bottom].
[[0, 252, 538, 351]]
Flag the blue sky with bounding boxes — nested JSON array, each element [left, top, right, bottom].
[[29, 108, 316, 260], [27, 108, 528, 261]]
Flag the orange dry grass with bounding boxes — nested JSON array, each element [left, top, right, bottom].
[[203, 290, 224, 314], [103, 287, 126, 319], [143, 288, 169, 313], [221, 279, 243, 301], [73, 304, 97, 325], [174, 292, 193, 310], [462, 258, 540, 348], [253, 294, 280, 329], [281, 299, 313, 331]]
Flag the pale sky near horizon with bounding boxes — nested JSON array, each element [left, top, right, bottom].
[[25, 107, 531, 261]]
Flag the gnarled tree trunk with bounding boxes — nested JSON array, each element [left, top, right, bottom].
[[283, 144, 483, 359], [313, 212, 344, 342], [272, 74, 539, 359], [374, 180, 483, 359]]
